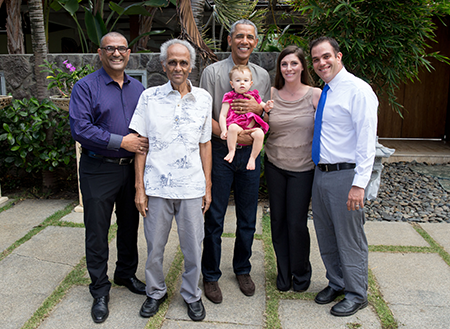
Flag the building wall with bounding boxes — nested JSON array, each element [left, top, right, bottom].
[[0, 52, 278, 100]]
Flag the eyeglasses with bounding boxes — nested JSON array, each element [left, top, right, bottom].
[[167, 60, 190, 68], [101, 46, 128, 54]]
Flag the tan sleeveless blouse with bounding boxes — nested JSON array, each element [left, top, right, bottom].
[[265, 87, 315, 172]]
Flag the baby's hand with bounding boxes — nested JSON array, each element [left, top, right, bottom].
[[220, 131, 227, 140], [264, 100, 274, 112]]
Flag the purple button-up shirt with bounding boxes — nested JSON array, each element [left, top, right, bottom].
[[69, 67, 145, 158]]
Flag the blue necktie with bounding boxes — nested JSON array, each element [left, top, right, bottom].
[[312, 84, 330, 165]]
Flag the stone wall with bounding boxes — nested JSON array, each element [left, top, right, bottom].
[[0, 52, 278, 100]]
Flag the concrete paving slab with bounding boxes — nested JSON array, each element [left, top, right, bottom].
[[365, 222, 429, 247], [0, 196, 9, 207], [279, 299, 381, 329], [369, 252, 450, 328], [0, 199, 73, 252], [307, 220, 328, 293], [60, 211, 84, 224], [12, 226, 85, 266], [38, 286, 149, 329], [61, 211, 116, 225], [107, 216, 179, 285], [420, 223, 450, 254], [224, 205, 263, 235], [166, 239, 265, 326], [389, 304, 450, 329], [162, 320, 260, 328], [0, 254, 72, 329]]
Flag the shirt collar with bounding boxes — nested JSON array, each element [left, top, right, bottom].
[[99, 67, 130, 85], [227, 54, 250, 67], [327, 66, 347, 91], [160, 80, 195, 99]]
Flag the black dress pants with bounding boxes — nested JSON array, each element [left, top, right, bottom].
[[79, 154, 140, 298], [265, 156, 313, 291]]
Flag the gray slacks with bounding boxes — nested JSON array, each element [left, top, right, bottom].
[[312, 167, 368, 303], [144, 196, 204, 303]]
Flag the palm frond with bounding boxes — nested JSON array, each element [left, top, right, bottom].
[[212, 0, 268, 35]]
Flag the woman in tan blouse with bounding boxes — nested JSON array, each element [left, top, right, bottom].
[[264, 45, 321, 292]]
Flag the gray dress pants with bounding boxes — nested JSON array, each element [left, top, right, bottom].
[[312, 167, 368, 303], [144, 196, 204, 303]]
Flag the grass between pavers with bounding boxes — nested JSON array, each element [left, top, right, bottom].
[[10, 201, 450, 329], [262, 213, 403, 329], [21, 258, 90, 329], [0, 197, 19, 213], [0, 201, 77, 262], [413, 223, 450, 267], [20, 220, 117, 329], [144, 246, 184, 329]]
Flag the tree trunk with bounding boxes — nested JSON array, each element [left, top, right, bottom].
[[135, 6, 157, 52], [28, 0, 48, 102], [5, 0, 25, 54], [177, 0, 217, 62], [29, 0, 54, 191], [191, 0, 206, 34]]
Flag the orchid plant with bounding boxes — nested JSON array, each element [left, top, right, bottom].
[[41, 60, 96, 98]]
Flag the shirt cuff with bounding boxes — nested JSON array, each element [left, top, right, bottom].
[[352, 175, 370, 190], [107, 133, 123, 151]]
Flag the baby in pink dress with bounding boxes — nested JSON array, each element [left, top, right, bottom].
[[219, 65, 273, 170]]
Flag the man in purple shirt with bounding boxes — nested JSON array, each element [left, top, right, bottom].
[[69, 32, 149, 324]]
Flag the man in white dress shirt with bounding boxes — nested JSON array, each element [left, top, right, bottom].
[[309, 36, 378, 317], [130, 39, 212, 322]]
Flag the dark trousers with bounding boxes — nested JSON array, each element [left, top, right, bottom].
[[202, 139, 260, 281], [265, 156, 313, 291], [79, 154, 140, 298]]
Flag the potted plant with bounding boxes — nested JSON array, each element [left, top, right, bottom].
[[0, 95, 12, 110], [40, 60, 95, 111]]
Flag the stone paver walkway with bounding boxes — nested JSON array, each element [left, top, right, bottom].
[[1, 199, 450, 329]]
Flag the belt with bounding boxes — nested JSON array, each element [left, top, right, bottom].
[[82, 148, 134, 165], [212, 137, 251, 150], [317, 163, 355, 172], [236, 143, 251, 150]]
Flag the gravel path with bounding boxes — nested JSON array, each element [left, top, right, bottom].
[[365, 162, 450, 223]]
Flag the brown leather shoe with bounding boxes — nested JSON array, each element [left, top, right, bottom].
[[236, 274, 255, 296], [203, 279, 222, 304]]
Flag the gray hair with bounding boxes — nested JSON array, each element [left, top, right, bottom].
[[160, 39, 196, 69], [229, 20, 258, 39], [100, 32, 128, 47]]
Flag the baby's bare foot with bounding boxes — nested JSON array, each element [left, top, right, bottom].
[[224, 151, 235, 163], [246, 158, 255, 170]]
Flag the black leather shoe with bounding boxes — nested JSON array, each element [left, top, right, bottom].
[[314, 286, 344, 304], [114, 275, 146, 295], [330, 298, 368, 317], [185, 298, 206, 321], [91, 295, 109, 323], [139, 293, 167, 318]]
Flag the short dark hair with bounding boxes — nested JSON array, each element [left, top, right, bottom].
[[100, 32, 128, 47], [229, 20, 258, 39], [309, 36, 340, 55], [274, 45, 313, 90]]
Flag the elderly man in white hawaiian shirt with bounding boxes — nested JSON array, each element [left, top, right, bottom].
[[130, 39, 212, 322]]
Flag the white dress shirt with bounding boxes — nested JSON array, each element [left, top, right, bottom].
[[318, 67, 378, 189]]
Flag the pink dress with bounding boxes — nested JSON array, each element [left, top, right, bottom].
[[222, 90, 269, 134]]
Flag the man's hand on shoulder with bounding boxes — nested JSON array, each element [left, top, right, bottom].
[[121, 133, 149, 155]]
